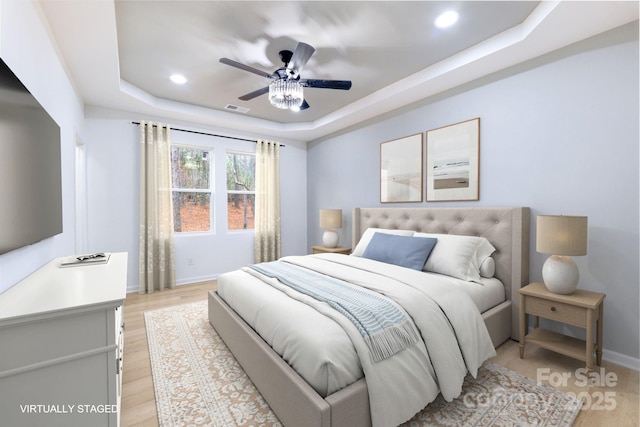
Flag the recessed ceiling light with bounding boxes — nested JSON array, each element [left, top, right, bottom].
[[170, 74, 187, 84], [434, 11, 459, 29]]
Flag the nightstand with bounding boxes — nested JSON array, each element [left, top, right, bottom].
[[311, 246, 351, 255], [519, 282, 605, 370]]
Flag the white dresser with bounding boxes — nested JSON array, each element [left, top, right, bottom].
[[0, 252, 127, 427]]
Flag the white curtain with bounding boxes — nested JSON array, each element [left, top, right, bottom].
[[139, 121, 176, 294], [254, 140, 281, 263]]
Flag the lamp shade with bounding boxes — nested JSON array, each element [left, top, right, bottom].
[[320, 209, 342, 230], [536, 215, 588, 256]]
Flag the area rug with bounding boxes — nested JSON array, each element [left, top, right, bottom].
[[145, 301, 582, 426]]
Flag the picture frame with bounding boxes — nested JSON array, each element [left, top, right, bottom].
[[426, 118, 480, 202], [380, 133, 423, 203]]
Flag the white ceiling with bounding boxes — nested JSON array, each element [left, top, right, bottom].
[[38, 1, 638, 142]]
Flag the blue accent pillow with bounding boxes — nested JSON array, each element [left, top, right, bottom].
[[362, 232, 437, 270]]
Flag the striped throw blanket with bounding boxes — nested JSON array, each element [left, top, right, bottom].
[[249, 261, 420, 362]]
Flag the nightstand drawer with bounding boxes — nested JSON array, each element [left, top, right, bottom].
[[311, 246, 351, 255], [525, 296, 587, 328]]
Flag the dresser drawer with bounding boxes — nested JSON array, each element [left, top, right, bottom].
[[525, 296, 587, 328]]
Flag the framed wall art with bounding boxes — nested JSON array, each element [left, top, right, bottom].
[[380, 133, 423, 203], [426, 118, 480, 202]]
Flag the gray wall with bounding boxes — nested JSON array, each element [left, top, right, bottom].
[[0, 0, 84, 293], [84, 111, 308, 292], [307, 23, 639, 361]]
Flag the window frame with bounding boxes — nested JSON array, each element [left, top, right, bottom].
[[225, 149, 256, 232], [170, 143, 215, 235]]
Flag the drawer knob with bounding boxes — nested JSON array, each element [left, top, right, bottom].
[[550, 306, 556, 312]]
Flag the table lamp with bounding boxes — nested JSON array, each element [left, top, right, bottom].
[[320, 209, 342, 248], [536, 215, 588, 294]]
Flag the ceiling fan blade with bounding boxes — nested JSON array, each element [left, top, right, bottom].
[[238, 86, 269, 101], [287, 42, 315, 76], [220, 58, 273, 79], [300, 79, 352, 90]]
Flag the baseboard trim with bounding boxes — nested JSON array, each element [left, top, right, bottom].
[[176, 274, 219, 286], [603, 349, 640, 371], [126, 275, 219, 293]]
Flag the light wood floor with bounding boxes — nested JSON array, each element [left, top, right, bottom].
[[121, 281, 217, 426], [121, 282, 639, 427]]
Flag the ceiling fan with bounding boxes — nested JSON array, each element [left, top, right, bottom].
[[220, 42, 352, 111]]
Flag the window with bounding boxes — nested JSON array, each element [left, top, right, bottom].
[[171, 146, 212, 232], [226, 151, 255, 230]]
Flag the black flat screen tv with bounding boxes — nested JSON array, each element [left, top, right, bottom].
[[0, 58, 62, 255]]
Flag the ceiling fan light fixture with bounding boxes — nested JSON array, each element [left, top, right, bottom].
[[269, 79, 304, 110]]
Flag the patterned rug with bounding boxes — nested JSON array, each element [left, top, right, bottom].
[[145, 301, 582, 426]]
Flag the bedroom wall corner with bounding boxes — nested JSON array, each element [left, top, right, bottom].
[[306, 22, 639, 361]]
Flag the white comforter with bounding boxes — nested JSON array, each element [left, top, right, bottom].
[[218, 253, 496, 427]]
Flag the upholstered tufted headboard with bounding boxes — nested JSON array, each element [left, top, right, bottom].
[[352, 207, 530, 341]]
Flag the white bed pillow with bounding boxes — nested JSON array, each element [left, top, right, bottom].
[[351, 228, 415, 257], [479, 256, 496, 278], [414, 232, 495, 283]]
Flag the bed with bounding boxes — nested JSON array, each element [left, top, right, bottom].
[[208, 206, 530, 427]]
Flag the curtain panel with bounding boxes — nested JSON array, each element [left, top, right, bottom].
[[139, 121, 176, 294], [254, 140, 281, 263]]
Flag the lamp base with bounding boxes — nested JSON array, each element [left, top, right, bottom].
[[322, 230, 339, 248], [542, 255, 579, 294]]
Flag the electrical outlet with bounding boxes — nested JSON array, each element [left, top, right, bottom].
[[187, 258, 194, 266]]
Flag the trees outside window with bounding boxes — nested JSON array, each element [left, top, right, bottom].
[[170, 146, 212, 232], [226, 152, 255, 230]]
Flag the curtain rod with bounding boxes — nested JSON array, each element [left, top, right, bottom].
[[131, 121, 284, 146]]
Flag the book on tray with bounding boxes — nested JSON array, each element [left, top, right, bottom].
[[60, 252, 111, 268]]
